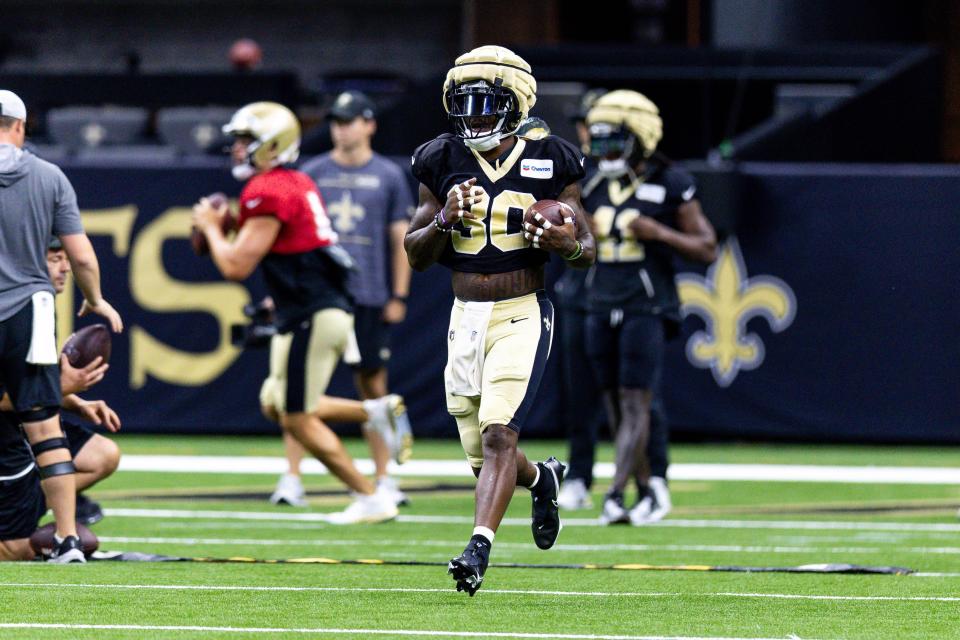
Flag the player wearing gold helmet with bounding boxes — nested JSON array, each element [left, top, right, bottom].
[[192, 102, 398, 525], [581, 90, 717, 527], [405, 45, 596, 595]]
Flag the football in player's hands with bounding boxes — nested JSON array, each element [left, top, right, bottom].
[[191, 192, 236, 256], [30, 522, 99, 559], [523, 199, 574, 229], [62, 324, 112, 368]]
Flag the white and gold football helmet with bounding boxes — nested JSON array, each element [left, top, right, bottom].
[[222, 101, 301, 180], [442, 45, 537, 152], [586, 89, 662, 178]]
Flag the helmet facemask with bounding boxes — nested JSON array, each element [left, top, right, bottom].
[[228, 132, 260, 181], [446, 79, 522, 152], [589, 122, 645, 179]]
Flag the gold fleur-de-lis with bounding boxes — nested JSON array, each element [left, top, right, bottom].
[[328, 192, 365, 233], [676, 237, 795, 387]]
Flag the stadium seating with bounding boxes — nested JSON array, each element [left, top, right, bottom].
[[157, 107, 236, 156], [46, 106, 149, 150]]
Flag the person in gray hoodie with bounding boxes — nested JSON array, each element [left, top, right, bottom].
[[0, 89, 122, 563]]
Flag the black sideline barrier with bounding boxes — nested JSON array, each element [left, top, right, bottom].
[[58, 159, 960, 443]]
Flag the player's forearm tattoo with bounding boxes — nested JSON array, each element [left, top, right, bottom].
[[452, 267, 545, 301]]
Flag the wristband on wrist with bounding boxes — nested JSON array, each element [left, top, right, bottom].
[[562, 241, 584, 262], [391, 295, 408, 303], [434, 209, 453, 232]]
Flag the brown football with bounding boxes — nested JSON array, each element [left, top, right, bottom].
[[191, 192, 236, 256], [523, 199, 573, 229], [62, 324, 111, 368], [30, 522, 99, 559]]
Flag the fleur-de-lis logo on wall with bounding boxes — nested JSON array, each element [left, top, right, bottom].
[[676, 237, 796, 387], [328, 192, 365, 233]]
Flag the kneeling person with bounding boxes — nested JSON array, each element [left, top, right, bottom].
[[0, 390, 120, 561]]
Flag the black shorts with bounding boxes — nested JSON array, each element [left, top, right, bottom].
[[0, 466, 45, 541], [351, 305, 391, 371], [63, 420, 95, 458], [0, 301, 60, 422], [585, 309, 665, 390]]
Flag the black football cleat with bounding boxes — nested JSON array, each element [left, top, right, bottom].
[[75, 493, 104, 526], [48, 535, 86, 564], [448, 536, 490, 596], [531, 456, 565, 550]]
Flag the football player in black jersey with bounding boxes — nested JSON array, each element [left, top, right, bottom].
[[405, 45, 595, 595], [581, 90, 717, 526]]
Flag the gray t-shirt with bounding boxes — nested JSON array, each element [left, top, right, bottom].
[[0, 146, 83, 320], [300, 152, 414, 307]]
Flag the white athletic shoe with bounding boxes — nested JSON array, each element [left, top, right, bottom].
[[365, 394, 414, 465], [270, 473, 307, 507], [629, 496, 653, 525], [556, 477, 593, 510], [327, 488, 399, 525], [377, 476, 410, 507], [599, 494, 630, 525], [646, 476, 672, 522]]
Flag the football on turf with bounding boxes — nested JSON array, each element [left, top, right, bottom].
[[523, 199, 573, 229], [191, 192, 236, 256], [29, 522, 99, 559], [62, 324, 111, 368]]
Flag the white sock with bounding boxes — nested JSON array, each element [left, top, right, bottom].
[[527, 465, 540, 490], [472, 526, 495, 544]]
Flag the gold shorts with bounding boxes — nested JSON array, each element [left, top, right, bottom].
[[444, 291, 554, 469], [258, 308, 353, 415]]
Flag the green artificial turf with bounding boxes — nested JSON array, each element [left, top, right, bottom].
[[2, 437, 959, 639]]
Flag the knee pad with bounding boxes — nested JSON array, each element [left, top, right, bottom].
[[448, 395, 483, 469], [38, 460, 76, 479], [30, 436, 69, 458], [30, 436, 76, 479]]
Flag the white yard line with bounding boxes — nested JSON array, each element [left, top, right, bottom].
[[0, 624, 814, 640], [1, 583, 957, 603], [93, 535, 960, 555], [103, 508, 960, 533], [117, 455, 960, 485]]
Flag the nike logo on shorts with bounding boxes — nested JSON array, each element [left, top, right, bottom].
[[510, 317, 528, 324]]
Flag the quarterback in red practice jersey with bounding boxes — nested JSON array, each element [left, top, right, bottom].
[[192, 101, 396, 524]]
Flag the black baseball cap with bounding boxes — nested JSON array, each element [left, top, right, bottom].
[[48, 236, 63, 251], [326, 91, 376, 121]]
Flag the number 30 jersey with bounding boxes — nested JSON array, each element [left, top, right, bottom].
[[411, 133, 585, 274], [582, 163, 696, 316]]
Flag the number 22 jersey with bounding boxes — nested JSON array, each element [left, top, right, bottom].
[[582, 163, 697, 317], [411, 133, 585, 274]]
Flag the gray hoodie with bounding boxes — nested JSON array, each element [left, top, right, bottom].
[[0, 144, 83, 321]]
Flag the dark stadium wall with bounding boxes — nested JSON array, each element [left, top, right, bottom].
[[57, 160, 960, 443]]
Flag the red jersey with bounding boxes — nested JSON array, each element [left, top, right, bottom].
[[236, 167, 349, 332], [237, 167, 337, 254]]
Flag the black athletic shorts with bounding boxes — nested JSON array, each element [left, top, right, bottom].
[[63, 420, 95, 459], [585, 309, 665, 390], [351, 305, 391, 371], [0, 301, 60, 422], [0, 466, 45, 541]]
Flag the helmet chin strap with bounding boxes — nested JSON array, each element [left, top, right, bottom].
[[232, 164, 256, 181], [464, 132, 502, 152]]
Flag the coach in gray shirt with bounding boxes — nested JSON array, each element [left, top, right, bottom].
[[0, 90, 122, 563]]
